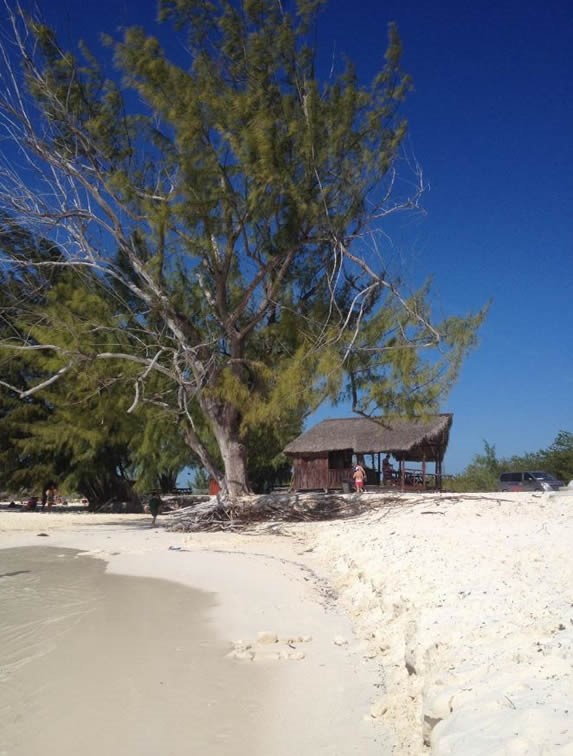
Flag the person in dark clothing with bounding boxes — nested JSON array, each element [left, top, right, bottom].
[[148, 494, 162, 526], [382, 454, 395, 482]]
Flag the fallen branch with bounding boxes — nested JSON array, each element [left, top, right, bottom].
[[166, 491, 405, 532]]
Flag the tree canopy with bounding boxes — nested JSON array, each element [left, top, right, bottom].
[[0, 221, 193, 508], [0, 0, 485, 497]]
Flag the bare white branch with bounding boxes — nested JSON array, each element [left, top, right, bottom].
[[0, 361, 74, 398]]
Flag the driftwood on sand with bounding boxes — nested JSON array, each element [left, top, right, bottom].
[[166, 491, 406, 532]]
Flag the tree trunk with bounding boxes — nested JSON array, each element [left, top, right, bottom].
[[217, 434, 249, 497], [204, 398, 250, 497]]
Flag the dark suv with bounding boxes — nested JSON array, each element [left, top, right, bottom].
[[499, 471, 564, 492]]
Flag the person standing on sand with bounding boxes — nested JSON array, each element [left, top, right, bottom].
[[382, 454, 395, 482], [148, 494, 162, 527], [44, 483, 57, 512], [353, 464, 365, 493]]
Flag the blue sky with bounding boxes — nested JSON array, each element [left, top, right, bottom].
[[16, 0, 573, 473], [311, 0, 573, 472]]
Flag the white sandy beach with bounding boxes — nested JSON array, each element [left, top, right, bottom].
[[1, 489, 572, 754]]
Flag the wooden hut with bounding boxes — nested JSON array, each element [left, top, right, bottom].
[[283, 414, 453, 492]]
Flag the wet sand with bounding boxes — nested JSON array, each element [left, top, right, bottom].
[[0, 546, 267, 756], [0, 514, 387, 755]]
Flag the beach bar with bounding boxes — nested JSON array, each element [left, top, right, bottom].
[[283, 414, 453, 492]]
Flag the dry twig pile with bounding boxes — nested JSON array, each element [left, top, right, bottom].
[[166, 491, 404, 532]]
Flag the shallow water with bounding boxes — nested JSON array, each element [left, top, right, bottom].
[[0, 547, 266, 756]]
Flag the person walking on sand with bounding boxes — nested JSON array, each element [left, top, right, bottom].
[[353, 463, 365, 493], [148, 493, 162, 527]]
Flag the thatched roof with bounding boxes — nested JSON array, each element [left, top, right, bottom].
[[284, 414, 453, 462]]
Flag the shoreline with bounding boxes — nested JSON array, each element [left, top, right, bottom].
[[2, 489, 573, 754], [0, 510, 389, 755], [1, 544, 271, 756]]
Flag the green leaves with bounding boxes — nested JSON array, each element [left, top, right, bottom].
[[0, 1, 486, 495]]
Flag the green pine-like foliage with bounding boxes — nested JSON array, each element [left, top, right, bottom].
[[0, 1, 486, 495]]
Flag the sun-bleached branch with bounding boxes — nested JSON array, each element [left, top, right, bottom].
[[0, 361, 74, 397]]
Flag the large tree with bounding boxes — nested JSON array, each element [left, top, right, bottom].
[[0, 0, 485, 497]]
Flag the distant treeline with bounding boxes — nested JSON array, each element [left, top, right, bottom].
[[446, 431, 573, 492]]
